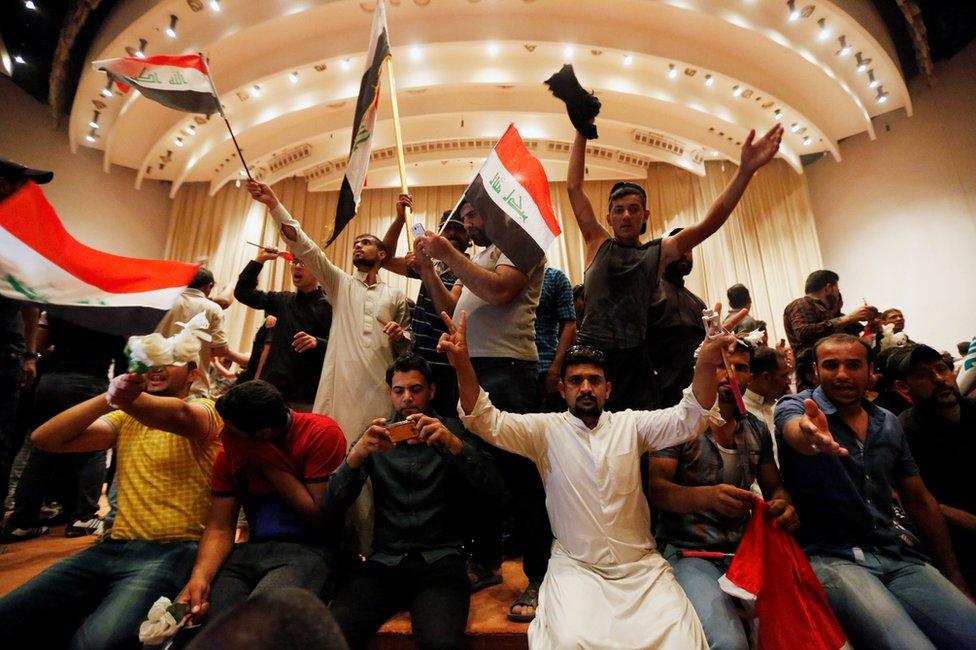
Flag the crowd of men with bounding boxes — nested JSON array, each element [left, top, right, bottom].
[[0, 112, 974, 650]]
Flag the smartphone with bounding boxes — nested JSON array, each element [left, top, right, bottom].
[[410, 222, 427, 240], [385, 419, 417, 443]]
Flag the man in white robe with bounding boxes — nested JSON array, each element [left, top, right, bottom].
[[433, 308, 746, 649]]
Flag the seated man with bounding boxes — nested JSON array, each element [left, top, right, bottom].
[[0, 362, 221, 649], [775, 333, 976, 649], [649, 340, 798, 650], [176, 380, 346, 627], [895, 344, 976, 593], [440, 308, 751, 649], [326, 354, 503, 649]]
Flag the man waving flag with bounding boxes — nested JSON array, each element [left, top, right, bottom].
[[93, 54, 220, 115], [329, 0, 391, 244]]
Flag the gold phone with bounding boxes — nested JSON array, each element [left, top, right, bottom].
[[385, 419, 417, 443]]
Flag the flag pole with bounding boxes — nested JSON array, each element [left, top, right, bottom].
[[384, 59, 412, 247], [200, 53, 254, 182]]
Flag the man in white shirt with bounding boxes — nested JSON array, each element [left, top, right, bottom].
[[436, 307, 748, 649], [742, 346, 791, 437]]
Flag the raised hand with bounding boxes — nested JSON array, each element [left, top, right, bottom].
[[739, 124, 784, 174], [421, 232, 452, 260], [798, 398, 848, 456], [408, 413, 463, 455], [697, 303, 748, 369], [106, 372, 146, 409], [396, 193, 413, 219], [292, 331, 318, 353], [246, 181, 279, 209], [347, 419, 395, 469], [255, 248, 280, 263], [383, 321, 406, 344], [436, 310, 468, 368]]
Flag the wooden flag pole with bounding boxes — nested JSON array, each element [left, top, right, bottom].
[[385, 59, 413, 248], [200, 53, 253, 182]]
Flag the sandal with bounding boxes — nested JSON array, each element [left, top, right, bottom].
[[467, 560, 503, 593], [507, 581, 541, 623]]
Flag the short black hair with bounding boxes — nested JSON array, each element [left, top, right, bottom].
[[560, 345, 607, 378], [607, 181, 647, 209], [804, 270, 839, 294], [353, 234, 388, 256], [189, 267, 215, 289], [729, 339, 756, 364], [813, 332, 874, 365], [572, 284, 585, 301], [215, 380, 290, 435], [727, 283, 751, 309], [881, 308, 902, 319], [385, 353, 434, 386], [751, 346, 784, 375]]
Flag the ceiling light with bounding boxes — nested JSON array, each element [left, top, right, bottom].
[[563, 45, 573, 59], [86, 128, 97, 143], [787, 0, 800, 21], [875, 86, 889, 104], [209, 0, 220, 11], [239, 170, 247, 177], [235, 179, 241, 188], [410, 45, 422, 61], [817, 18, 830, 40], [289, 71, 299, 84], [187, 124, 197, 135], [867, 69, 879, 88], [623, 54, 633, 66], [711, 151, 719, 156], [836, 35, 850, 56], [704, 74, 714, 87], [175, 137, 184, 147], [774, 108, 783, 120], [165, 15, 178, 39], [101, 79, 113, 97], [25, 1, 36, 10], [341, 58, 350, 70], [13, 55, 25, 64], [251, 85, 261, 97], [89, 111, 100, 129], [803, 136, 812, 146], [487, 43, 499, 57], [855, 52, 872, 72], [732, 85, 743, 97], [668, 64, 677, 79], [126, 38, 148, 59], [790, 122, 801, 133]]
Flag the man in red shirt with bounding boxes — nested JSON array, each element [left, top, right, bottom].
[[177, 380, 346, 627]]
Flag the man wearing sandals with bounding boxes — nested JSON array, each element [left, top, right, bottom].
[[438, 307, 749, 648]]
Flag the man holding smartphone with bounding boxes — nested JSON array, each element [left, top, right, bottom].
[[324, 354, 503, 649]]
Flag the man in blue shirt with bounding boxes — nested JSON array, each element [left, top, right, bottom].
[[534, 266, 576, 411], [775, 333, 976, 649]]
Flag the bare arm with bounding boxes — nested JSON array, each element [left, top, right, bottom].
[[178, 496, 239, 621], [940, 504, 976, 533], [568, 132, 610, 265], [211, 345, 249, 368], [30, 394, 118, 452], [897, 475, 971, 596], [427, 238, 528, 306], [546, 320, 578, 387], [20, 306, 39, 386], [261, 467, 328, 526], [419, 257, 462, 317], [381, 193, 413, 276]]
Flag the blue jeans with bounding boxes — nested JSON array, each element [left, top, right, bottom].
[[663, 545, 749, 650], [810, 551, 976, 650], [0, 539, 197, 649]]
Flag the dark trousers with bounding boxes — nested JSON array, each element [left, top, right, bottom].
[[8, 372, 108, 527], [605, 346, 659, 411], [469, 357, 552, 582], [330, 554, 470, 650], [0, 356, 24, 503]]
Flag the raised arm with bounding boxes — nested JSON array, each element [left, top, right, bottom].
[[659, 124, 783, 272], [776, 396, 849, 457], [380, 194, 414, 277], [31, 394, 118, 453], [414, 247, 461, 316], [108, 373, 217, 441], [422, 234, 528, 306], [233, 253, 280, 309], [568, 131, 610, 261]]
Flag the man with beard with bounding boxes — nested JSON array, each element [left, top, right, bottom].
[[326, 354, 503, 648], [414, 200, 549, 620], [744, 346, 792, 439], [649, 340, 797, 650], [568, 124, 783, 411], [646, 228, 707, 407], [439, 307, 751, 649], [896, 344, 976, 592], [774, 334, 976, 649], [380, 198, 472, 418], [233, 249, 332, 411], [245, 181, 411, 452], [0, 361, 222, 648], [783, 270, 876, 389]]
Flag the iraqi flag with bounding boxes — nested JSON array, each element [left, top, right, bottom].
[[329, 0, 391, 245], [960, 336, 976, 396], [0, 182, 198, 336], [448, 125, 561, 272], [92, 54, 221, 115]]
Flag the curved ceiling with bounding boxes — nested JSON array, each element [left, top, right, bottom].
[[69, 0, 911, 195]]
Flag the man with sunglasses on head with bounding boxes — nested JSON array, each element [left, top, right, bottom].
[[234, 247, 332, 411], [438, 307, 750, 649], [566, 121, 783, 410]]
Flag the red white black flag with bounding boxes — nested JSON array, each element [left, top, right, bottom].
[[92, 54, 221, 115]]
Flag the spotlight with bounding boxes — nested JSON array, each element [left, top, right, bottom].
[[126, 38, 148, 59], [187, 124, 197, 135], [875, 86, 888, 104], [86, 129, 97, 143], [787, 0, 799, 21], [711, 151, 719, 156], [668, 64, 677, 79], [210, 0, 220, 11], [289, 71, 298, 84], [89, 111, 100, 129], [101, 79, 113, 97], [410, 45, 422, 61], [341, 58, 350, 70], [236, 179, 241, 188], [732, 85, 743, 97], [25, 1, 36, 10], [166, 15, 178, 39], [13, 55, 25, 64], [563, 45, 573, 59], [487, 43, 499, 57], [803, 136, 812, 146], [175, 137, 184, 147], [867, 69, 879, 88], [704, 74, 714, 86], [774, 108, 783, 120], [790, 122, 801, 133], [836, 35, 850, 57], [251, 85, 261, 97], [855, 52, 871, 72], [817, 18, 830, 40], [623, 54, 633, 66]]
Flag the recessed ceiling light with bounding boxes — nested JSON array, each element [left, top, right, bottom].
[[787, 0, 800, 21], [803, 136, 812, 146], [668, 64, 677, 79], [13, 55, 25, 64], [210, 0, 220, 12], [817, 18, 830, 40], [876, 86, 888, 104], [488, 43, 499, 57], [25, 1, 36, 10], [774, 109, 783, 120], [623, 54, 633, 66], [175, 137, 184, 147], [251, 85, 261, 97], [855, 52, 872, 72], [732, 85, 743, 97], [790, 122, 801, 133], [341, 58, 351, 71], [289, 71, 298, 84], [563, 45, 574, 59], [410, 45, 422, 61], [86, 134, 96, 143], [867, 69, 879, 88], [705, 74, 714, 87], [837, 35, 851, 56], [165, 15, 178, 39]]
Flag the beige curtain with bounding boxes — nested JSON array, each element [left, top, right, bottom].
[[166, 159, 821, 353]]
